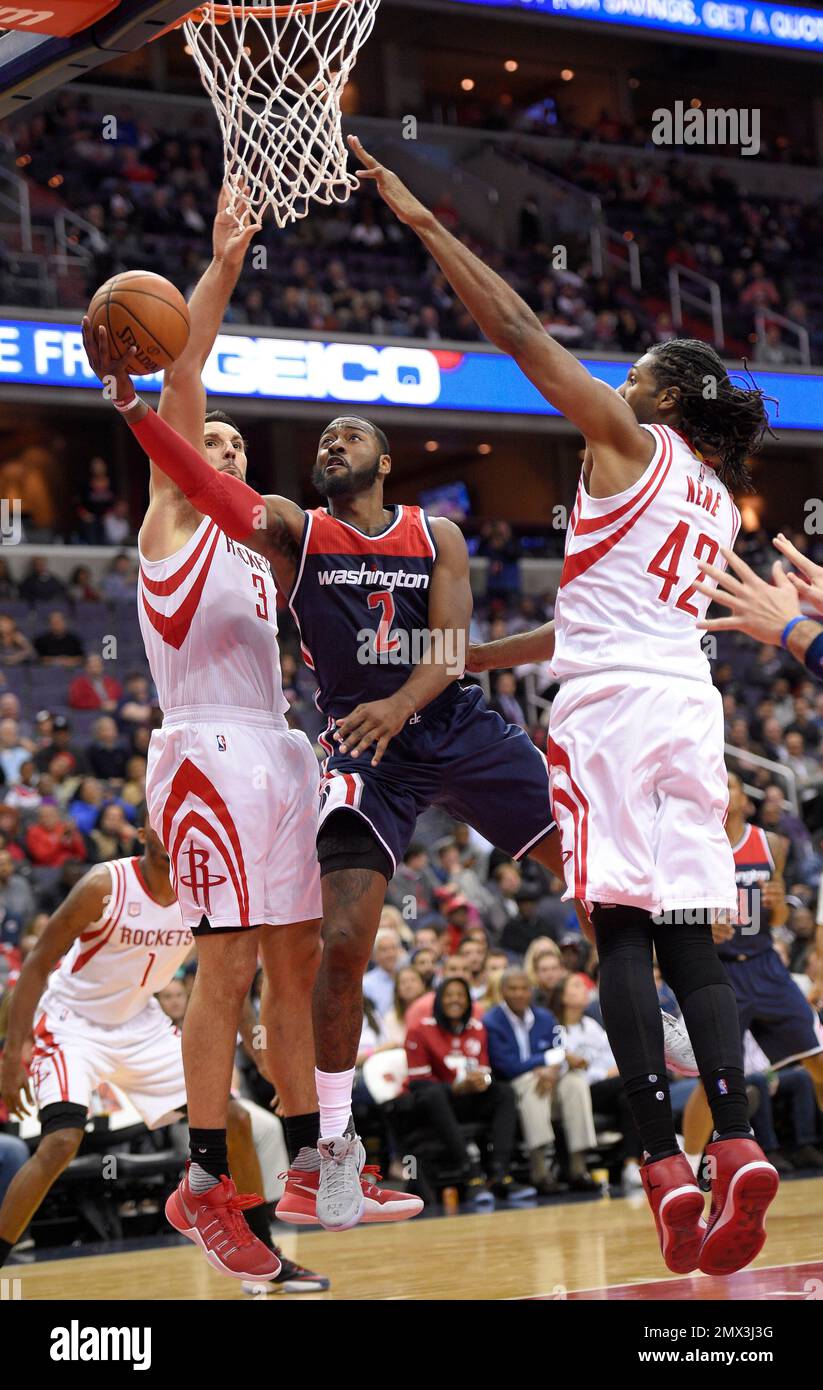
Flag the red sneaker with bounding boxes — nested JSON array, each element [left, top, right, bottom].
[[641, 1152, 706, 1274], [698, 1137, 779, 1276], [276, 1164, 424, 1226], [166, 1171, 281, 1282]]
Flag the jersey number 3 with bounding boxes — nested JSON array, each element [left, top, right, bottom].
[[647, 522, 719, 617], [251, 573, 269, 621]]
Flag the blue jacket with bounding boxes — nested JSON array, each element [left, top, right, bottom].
[[485, 1002, 562, 1080]]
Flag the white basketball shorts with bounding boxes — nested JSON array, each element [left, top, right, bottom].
[[548, 670, 737, 916], [146, 707, 322, 931], [31, 995, 187, 1130]]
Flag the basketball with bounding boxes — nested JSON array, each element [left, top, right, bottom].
[[87, 270, 190, 376]]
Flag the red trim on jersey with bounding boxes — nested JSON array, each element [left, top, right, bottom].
[[130, 856, 168, 907], [32, 1014, 70, 1101], [306, 506, 432, 558], [140, 520, 218, 596], [72, 861, 127, 971], [559, 429, 672, 588], [575, 434, 670, 536], [162, 758, 250, 926], [140, 524, 221, 650], [548, 737, 590, 899], [732, 824, 774, 872]]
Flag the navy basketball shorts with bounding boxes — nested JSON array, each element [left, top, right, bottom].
[[317, 683, 555, 874], [723, 948, 823, 1069]]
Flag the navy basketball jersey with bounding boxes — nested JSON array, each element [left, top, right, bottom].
[[718, 823, 775, 959], [289, 505, 438, 718]]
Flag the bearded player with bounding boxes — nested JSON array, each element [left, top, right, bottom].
[[82, 192, 417, 1250], [83, 328, 578, 1231], [347, 136, 782, 1276], [0, 819, 326, 1290]]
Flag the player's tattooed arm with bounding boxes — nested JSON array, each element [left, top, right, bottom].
[[0, 865, 112, 1118], [466, 621, 555, 673], [334, 517, 471, 765], [763, 832, 788, 928]]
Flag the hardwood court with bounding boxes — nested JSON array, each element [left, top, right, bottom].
[[9, 1177, 823, 1301]]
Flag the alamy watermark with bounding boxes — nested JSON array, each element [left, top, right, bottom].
[[356, 625, 466, 676], [652, 102, 760, 157]]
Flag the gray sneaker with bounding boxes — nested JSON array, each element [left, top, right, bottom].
[[316, 1133, 366, 1231]]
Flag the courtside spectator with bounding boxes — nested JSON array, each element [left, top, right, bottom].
[[551, 973, 644, 1191], [24, 803, 86, 867], [89, 804, 140, 863], [486, 967, 598, 1193], [32, 611, 84, 667], [116, 673, 154, 730], [0, 616, 33, 667], [363, 924, 405, 1017], [87, 716, 128, 782], [386, 843, 440, 924], [66, 778, 107, 835], [0, 720, 31, 784], [3, 760, 42, 814], [410, 947, 438, 990], [33, 715, 85, 777], [404, 977, 535, 1204], [457, 936, 489, 1001], [500, 881, 545, 956], [383, 967, 427, 1046], [405, 954, 482, 1031], [0, 559, 17, 600], [68, 653, 122, 711], [19, 557, 65, 603], [0, 849, 35, 943]]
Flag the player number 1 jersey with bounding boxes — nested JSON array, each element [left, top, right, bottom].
[[552, 423, 741, 683]]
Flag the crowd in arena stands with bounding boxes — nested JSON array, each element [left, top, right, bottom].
[[4, 89, 823, 363]]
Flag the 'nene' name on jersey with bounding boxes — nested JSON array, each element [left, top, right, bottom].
[[290, 505, 437, 717]]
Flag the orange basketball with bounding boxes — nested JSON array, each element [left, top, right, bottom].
[[87, 270, 190, 377]]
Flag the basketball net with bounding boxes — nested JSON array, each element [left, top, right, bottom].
[[178, 1, 381, 227]]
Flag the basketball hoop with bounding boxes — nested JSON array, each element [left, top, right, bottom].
[[171, 0, 381, 227]]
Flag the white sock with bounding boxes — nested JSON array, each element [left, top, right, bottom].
[[685, 1152, 701, 1177], [315, 1066, 356, 1139]]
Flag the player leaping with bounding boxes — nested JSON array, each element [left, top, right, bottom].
[[82, 352, 578, 1233], [344, 135, 781, 1276], [82, 192, 417, 1245]]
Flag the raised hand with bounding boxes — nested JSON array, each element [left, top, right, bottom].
[[694, 546, 801, 645], [213, 183, 263, 269], [81, 317, 139, 402], [774, 532, 823, 617], [347, 135, 430, 230]]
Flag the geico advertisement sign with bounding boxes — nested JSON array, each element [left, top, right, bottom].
[[3, 325, 443, 406], [202, 335, 442, 404]]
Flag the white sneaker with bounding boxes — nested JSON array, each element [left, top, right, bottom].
[[316, 1132, 366, 1231], [622, 1160, 644, 1191]]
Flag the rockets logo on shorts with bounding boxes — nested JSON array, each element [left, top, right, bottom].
[[178, 842, 228, 916], [216, 734, 227, 751]]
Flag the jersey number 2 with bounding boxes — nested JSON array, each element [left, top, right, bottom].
[[368, 590, 400, 653], [647, 522, 719, 617]]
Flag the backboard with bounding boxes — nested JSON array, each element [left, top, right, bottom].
[[0, 0, 194, 119]]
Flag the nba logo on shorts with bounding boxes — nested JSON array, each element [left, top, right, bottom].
[[717, 1078, 728, 1095], [216, 734, 227, 752]]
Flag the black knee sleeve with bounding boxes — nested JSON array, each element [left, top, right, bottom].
[[316, 811, 393, 880], [38, 1102, 87, 1137]]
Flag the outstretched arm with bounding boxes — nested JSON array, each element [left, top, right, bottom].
[[467, 622, 555, 673], [82, 324, 304, 585], [348, 137, 652, 493], [695, 547, 823, 682]]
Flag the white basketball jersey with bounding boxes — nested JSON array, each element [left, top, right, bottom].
[[138, 516, 288, 717], [42, 858, 192, 1025], [552, 423, 741, 683]]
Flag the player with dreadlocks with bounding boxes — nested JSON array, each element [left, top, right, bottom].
[[349, 134, 779, 1277]]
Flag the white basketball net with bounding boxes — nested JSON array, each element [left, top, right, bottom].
[[182, 1, 381, 227]]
